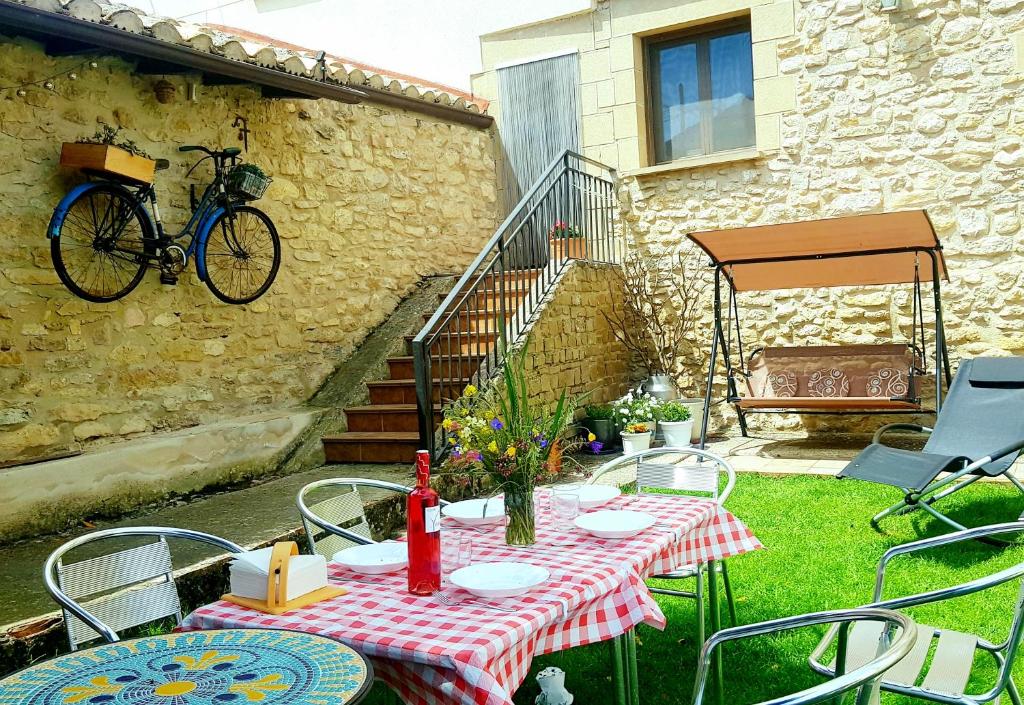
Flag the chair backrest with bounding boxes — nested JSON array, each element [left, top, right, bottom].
[[694, 608, 917, 705], [43, 527, 244, 651], [925, 357, 1024, 474], [587, 447, 736, 506], [297, 478, 450, 557]]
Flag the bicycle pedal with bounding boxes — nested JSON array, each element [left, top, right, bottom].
[[159, 273, 178, 286]]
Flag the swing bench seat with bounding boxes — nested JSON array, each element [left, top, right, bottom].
[[735, 344, 926, 413]]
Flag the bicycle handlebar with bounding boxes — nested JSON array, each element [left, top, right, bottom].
[[179, 145, 241, 158]]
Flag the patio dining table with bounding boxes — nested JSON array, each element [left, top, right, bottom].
[[180, 490, 762, 705]]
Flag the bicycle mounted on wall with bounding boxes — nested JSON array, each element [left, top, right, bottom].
[[48, 144, 280, 305], [685, 210, 952, 447]]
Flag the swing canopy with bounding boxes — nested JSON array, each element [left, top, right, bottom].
[[688, 210, 948, 292]]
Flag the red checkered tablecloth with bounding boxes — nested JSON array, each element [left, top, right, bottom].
[[180, 492, 761, 705]]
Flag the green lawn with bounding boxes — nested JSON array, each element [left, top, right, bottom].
[[364, 473, 1024, 704]]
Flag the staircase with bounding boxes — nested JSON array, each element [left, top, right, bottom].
[[322, 150, 618, 464]]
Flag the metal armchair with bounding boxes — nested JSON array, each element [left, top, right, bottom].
[[587, 447, 738, 645], [43, 526, 244, 651], [810, 522, 1024, 704], [296, 477, 450, 557], [694, 607, 917, 705]]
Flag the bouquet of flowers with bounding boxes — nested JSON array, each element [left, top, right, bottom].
[[613, 387, 662, 427], [439, 340, 581, 545]]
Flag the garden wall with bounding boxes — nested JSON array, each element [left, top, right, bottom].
[[521, 261, 632, 411], [0, 35, 498, 465]]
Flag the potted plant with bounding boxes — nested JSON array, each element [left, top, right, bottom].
[[620, 422, 653, 454], [439, 339, 581, 546], [604, 245, 709, 443], [60, 123, 157, 184], [613, 388, 662, 434], [581, 403, 618, 449], [549, 220, 587, 260], [657, 400, 693, 447]]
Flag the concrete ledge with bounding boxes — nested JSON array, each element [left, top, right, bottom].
[[0, 409, 320, 543]]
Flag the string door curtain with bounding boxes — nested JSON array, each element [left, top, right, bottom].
[[497, 52, 581, 268]]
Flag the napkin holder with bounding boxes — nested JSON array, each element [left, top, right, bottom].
[[222, 541, 345, 615]]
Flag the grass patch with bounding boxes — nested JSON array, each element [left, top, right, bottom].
[[364, 473, 1024, 704]]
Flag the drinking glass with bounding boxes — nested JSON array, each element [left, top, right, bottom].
[[442, 535, 473, 574], [550, 487, 581, 534]]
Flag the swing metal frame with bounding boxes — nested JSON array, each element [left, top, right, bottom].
[[686, 210, 951, 446]]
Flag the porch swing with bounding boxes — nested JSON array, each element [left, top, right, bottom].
[[685, 210, 952, 444]]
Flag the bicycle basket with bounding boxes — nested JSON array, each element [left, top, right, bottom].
[[226, 164, 272, 201]]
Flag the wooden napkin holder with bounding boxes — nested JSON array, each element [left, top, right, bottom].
[[222, 541, 345, 615]]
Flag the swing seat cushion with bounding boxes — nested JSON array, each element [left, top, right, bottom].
[[739, 344, 924, 411]]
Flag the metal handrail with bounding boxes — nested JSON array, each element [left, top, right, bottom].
[[412, 149, 618, 459]]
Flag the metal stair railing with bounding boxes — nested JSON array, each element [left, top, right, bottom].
[[412, 149, 618, 459]]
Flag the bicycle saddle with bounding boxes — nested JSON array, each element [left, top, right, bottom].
[[154, 159, 170, 171]]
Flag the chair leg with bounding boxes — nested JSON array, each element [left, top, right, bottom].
[[1007, 471, 1024, 495], [695, 563, 706, 651], [1007, 676, 1023, 705], [720, 562, 737, 627], [871, 495, 915, 529], [923, 472, 983, 505], [611, 635, 627, 705]]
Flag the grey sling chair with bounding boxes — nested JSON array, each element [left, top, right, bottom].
[[809, 522, 1024, 704], [839, 357, 1024, 533], [297, 477, 451, 556], [44, 526, 244, 651], [586, 447, 738, 647], [693, 607, 917, 705]]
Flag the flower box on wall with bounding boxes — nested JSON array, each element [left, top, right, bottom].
[[550, 237, 587, 261], [60, 143, 156, 184]]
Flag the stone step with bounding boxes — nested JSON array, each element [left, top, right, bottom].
[[344, 404, 439, 433], [387, 355, 484, 379], [402, 332, 497, 357], [322, 432, 421, 464], [366, 378, 469, 405]]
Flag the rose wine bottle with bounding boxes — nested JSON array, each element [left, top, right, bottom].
[[407, 449, 441, 595]]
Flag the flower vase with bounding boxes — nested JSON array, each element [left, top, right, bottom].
[[503, 483, 536, 546]]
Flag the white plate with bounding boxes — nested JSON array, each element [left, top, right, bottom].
[[450, 561, 550, 598], [574, 510, 656, 539], [558, 485, 621, 509], [332, 542, 408, 574], [442, 498, 506, 526]]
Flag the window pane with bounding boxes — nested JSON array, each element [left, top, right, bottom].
[[653, 41, 701, 164], [709, 30, 755, 152]]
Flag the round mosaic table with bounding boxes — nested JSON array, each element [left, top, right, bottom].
[[0, 628, 373, 705]]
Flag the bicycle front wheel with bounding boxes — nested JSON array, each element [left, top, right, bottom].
[[201, 205, 281, 305], [50, 183, 153, 303]]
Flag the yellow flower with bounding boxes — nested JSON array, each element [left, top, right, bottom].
[[587, 432, 596, 442], [461, 409, 469, 417], [442, 419, 453, 431], [505, 446, 517, 458], [487, 440, 499, 453], [464, 384, 478, 397]]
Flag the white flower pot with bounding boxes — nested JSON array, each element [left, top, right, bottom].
[[621, 431, 652, 454], [677, 398, 706, 443], [659, 420, 694, 447]]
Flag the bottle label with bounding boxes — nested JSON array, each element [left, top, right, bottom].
[[424, 505, 441, 534]]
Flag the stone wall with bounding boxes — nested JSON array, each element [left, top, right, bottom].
[[521, 261, 632, 411], [0, 35, 498, 464], [477, 0, 1024, 435]]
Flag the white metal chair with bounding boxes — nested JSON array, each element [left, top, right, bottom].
[[694, 607, 918, 705], [810, 522, 1024, 704], [587, 447, 738, 645], [296, 477, 450, 557], [43, 526, 244, 651]]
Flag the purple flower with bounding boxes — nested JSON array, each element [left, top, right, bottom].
[[490, 418, 504, 430], [467, 450, 482, 462], [589, 440, 604, 454], [539, 439, 549, 449], [452, 446, 462, 458]]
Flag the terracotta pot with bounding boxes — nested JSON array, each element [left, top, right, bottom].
[[549, 237, 587, 261]]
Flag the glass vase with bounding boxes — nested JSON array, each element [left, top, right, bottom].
[[503, 483, 536, 546]]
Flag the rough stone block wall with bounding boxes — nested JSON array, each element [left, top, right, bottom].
[[615, 0, 1024, 434], [0, 36, 498, 464], [521, 262, 631, 411]]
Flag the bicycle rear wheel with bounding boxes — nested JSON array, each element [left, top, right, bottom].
[[201, 205, 281, 305], [50, 183, 153, 302]]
